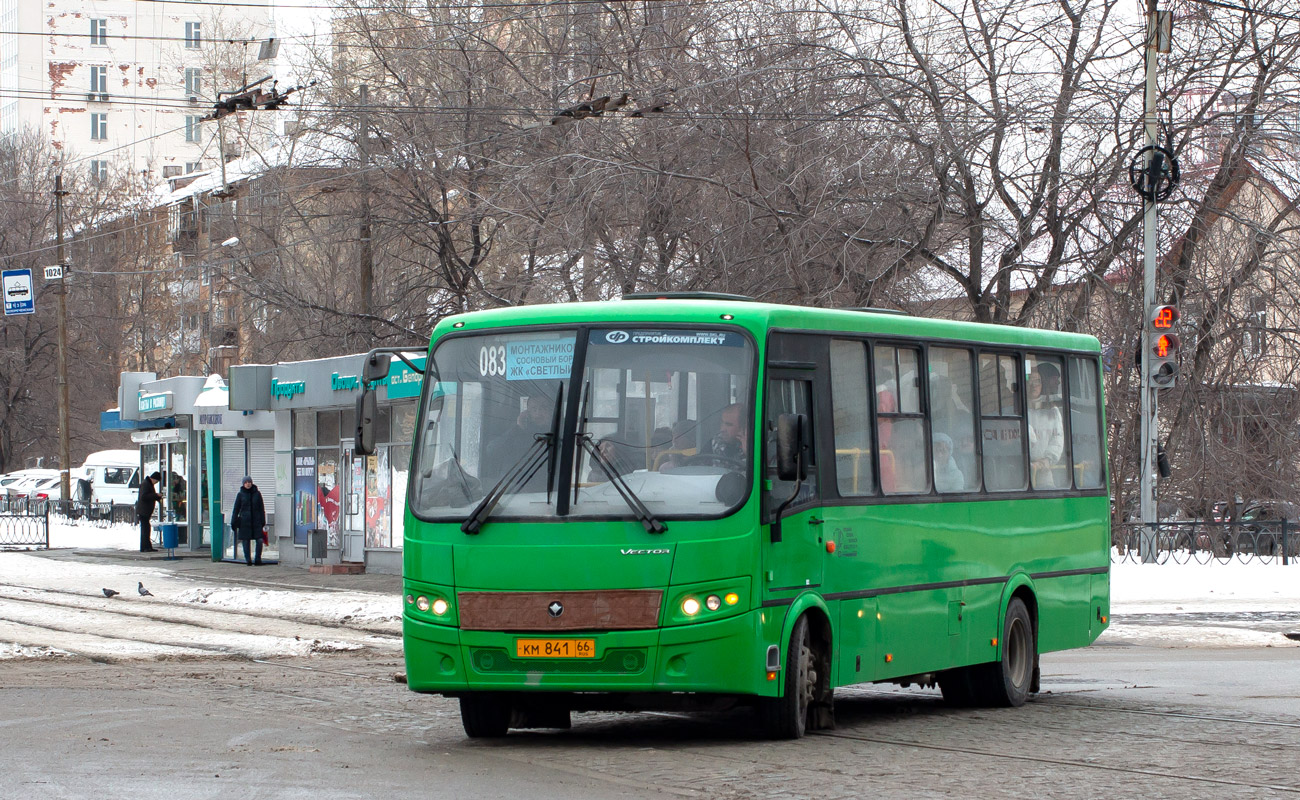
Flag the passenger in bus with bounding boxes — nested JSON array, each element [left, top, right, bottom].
[[489, 394, 555, 489], [1027, 366, 1064, 488], [648, 426, 674, 470], [929, 372, 977, 485], [710, 403, 749, 460], [589, 438, 635, 482], [654, 419, 700, 470], [1037, 360, 1062, 404], [932, 433, 966, 492]]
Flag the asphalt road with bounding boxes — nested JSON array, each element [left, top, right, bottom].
[[2, 643, 1298, 800]]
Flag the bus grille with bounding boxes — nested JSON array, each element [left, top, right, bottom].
[[469, 647, 648, 675]]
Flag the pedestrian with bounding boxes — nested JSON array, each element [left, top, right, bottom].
[[230, 476, 267, 566], [135, 471, 161, 553]]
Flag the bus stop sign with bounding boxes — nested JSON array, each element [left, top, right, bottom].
[[2, 268, 35, 315]]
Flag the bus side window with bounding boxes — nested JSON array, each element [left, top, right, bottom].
[[1026, 355, 1068, 490], [830, 340, 874, 496], [1068, 357, 1105, 489], [929, 347, 978, 493], [979, 352, 1027, 491], [875, 344, 928, 494]]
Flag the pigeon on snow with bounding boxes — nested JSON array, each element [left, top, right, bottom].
[[137, 582, 153, 597], [102, 588, 120, 598]]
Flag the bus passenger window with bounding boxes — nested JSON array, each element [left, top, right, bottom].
[[1026, 356, 1067, 490], [830, 340, 874, 495], [876, 345, 928, 494], [1068, 357, 1105, 489], [979, 353, 1026, 491], [929, 347, 978, 493]]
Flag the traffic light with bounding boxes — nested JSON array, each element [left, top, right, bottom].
[[1148, 304, 1180, 387]]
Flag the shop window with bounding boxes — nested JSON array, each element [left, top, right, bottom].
[[317, 410, 340, 447], [341, 407, 356, 443], [294, 410, 316, 447]]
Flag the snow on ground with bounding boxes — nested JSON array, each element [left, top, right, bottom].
[[1110, 561, 1300, 613], [1, 529, 1298, 661], [47, 516, 140, 551]]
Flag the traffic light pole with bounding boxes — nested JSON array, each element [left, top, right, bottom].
[[1138, 1, 1159, 562]]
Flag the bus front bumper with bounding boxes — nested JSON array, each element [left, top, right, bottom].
[[404, 610, 774, 697]]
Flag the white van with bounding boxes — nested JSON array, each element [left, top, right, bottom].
[[78, 450, 141, 506]]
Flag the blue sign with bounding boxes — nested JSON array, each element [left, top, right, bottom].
[[505, 339, 575, 381], [2, 269, 34, 315]]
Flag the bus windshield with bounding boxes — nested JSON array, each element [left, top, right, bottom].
[[410, 326, 754, 524]]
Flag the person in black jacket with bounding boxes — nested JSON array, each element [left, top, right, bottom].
[[135, 471, 161, 553], [230, 476, 267, 566]]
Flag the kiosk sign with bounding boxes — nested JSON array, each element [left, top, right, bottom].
[[2, 269, 34, 315]]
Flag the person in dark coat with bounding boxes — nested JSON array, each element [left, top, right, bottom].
[[230, 476, 267, 566], [135, 471, 161, 553]]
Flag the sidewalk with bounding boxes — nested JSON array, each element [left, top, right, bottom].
[[27, 546, 404, 596]]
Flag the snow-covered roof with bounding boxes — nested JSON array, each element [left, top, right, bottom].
[[143, 128, 355, 210]]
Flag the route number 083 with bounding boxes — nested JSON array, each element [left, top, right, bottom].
[[479, 345, 507, 377]]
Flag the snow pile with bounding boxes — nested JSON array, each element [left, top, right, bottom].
[[47, 515, 140, 551], [175, 585, 400, 628], [1110, 561, 1300, 613]]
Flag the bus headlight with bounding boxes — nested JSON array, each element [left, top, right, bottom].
[[682, 597, 701, 616], [705, 595, 722, 611], [416, 595, 431, 612], [431, 598, 449, 616]]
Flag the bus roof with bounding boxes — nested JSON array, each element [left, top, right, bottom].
[[436, 299, 1101, 353]]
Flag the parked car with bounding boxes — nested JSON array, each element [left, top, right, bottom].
[[0, 468, 58, 490], [77, 450, 140, 506]]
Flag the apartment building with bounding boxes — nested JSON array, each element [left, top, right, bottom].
[[0, 0, 275, 183]]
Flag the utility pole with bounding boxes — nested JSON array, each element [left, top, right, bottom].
[[1138, 0, 1162, 562], [53, 174, 71, 504], [358, 84, 374, 322]]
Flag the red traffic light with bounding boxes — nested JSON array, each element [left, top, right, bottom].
[[1150, 305, 1179, 330], [1153, 333, 1179, 358]]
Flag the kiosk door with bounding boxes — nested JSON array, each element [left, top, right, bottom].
[[340, 441, 365, 563]]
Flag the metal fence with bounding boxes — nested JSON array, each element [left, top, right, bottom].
[[0, 510, 50, 548], [1113, 521, 1297, 565]]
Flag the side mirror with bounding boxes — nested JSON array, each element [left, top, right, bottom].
[[362, 352, 393, 384], [775, 413, 807, 482], [355, 390, 378, 455]]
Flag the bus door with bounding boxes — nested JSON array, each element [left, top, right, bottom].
[[763, 375, 824, 592]]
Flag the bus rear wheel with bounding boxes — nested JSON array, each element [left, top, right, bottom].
[[977, 597, 1035, 707], [460, 694, 511, 738]]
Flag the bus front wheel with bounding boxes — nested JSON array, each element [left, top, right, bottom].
[[761, 615, 826, 739], [460, 694, 511, 738]]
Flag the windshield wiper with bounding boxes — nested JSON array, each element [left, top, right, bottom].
[[461, 385, 564, 535], [578, 433, 667, 534], [460, 435, 550, 534]]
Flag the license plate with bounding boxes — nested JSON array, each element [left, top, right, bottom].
[[515, 638, 596, 659]]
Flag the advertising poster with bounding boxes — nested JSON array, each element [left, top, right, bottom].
[[293, 450, 317, 545], [365, 450, 391, 548], [317, 456, 340, 547]]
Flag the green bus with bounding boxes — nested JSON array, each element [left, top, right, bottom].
[[362, 294, 1110, 739]]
